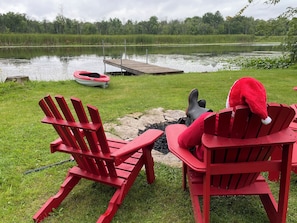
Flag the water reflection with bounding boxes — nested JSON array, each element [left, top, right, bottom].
[[0, 44, 282, 82]]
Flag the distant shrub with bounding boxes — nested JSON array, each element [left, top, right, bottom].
[[229, 55, 294, 69]]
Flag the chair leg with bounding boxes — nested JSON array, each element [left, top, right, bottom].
[[182, 162, 187, 190], [97, 190, 122, 223], [262, 144, 293, 223], [260, 194, 278, 223], [276, 144, 293, 223], [202, 174, 211, 223], [190, 193, 203, 222], [188, 172, 203, 223], [33, 173, 81, 223], [142, 145, 155, 184]]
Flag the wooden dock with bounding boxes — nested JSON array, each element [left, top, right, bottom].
[[103, 59, 183, 75]]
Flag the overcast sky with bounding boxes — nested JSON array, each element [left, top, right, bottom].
[[0, 0, 295, 22]]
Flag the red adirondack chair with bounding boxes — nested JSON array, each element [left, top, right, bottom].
[[166, 104, 296, 223], [33, 95, 163, 223]]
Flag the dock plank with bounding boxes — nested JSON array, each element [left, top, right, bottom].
[[103, 59, 183, 75]]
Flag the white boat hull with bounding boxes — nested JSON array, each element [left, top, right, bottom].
[[73, 71, 110, 88]]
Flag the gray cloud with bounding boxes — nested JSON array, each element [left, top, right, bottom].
[[0, 0, 295, 22]]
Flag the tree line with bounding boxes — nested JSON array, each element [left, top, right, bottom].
[[0, 11, 292, 36]]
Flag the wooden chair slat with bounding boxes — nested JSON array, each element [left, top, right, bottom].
[[41, 97, 94, 171], [230, 106, 250, 138], [69, 97, 109, 175], [55, 96, 91, 153], [87, 105, 110, 153], [212, 111, 231, 187], [217, 109, 232, 137]]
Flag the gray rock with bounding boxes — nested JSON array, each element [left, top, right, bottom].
[[104, 107, 185, 167]]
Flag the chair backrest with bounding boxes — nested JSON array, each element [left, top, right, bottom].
[[202, 103, 295, 189], [39, 95, 117, 178]]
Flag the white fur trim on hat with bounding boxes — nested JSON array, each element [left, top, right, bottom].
[[262, 116, 272, 125]]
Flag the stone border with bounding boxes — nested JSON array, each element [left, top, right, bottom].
[[103, 107, 185, 167]]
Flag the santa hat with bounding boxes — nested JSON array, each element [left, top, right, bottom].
[[226, 77, 272, 125]]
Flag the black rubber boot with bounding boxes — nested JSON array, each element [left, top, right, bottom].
[[198, 99, 206, 108], [185, 89, 212, 125]]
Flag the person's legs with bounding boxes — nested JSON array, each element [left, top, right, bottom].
[[185, 89, 212, 125]]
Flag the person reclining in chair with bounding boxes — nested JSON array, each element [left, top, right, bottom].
[[178, 77, 272, 161]]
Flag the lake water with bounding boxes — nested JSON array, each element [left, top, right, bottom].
[[0, 44, 283, 82]]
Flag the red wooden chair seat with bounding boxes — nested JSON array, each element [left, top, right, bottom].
[[33, 95, 163, 223], [166, 104, 296, 223]]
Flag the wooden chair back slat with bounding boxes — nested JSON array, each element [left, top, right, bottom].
[[230, 110, 264, 188], [212, 107, 251, 188], [203, 113, 216, 135], [244, 114, 262, 138], [246, 104, 295, 185], [86, 104, 118, 177], [71, 97, 115, 177], [40, 97, 94, 172], [60, 96, 105, 175], [205, 104, 295, 190], [216, 109, 232, 137], [40, 95, 117, 177], [209, 111, 231, 187], [230, 106, 250, 138], [70, 97, 100, 153], [46, 96, 101, 174], [40, 96, 75, 148], [55, 96, 90, 152], [87, 104, 110, 153]]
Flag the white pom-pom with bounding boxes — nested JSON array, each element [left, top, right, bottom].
[[261, 116, 272, 125]]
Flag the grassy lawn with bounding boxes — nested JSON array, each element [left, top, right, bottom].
[[1, 68, 297, 222]]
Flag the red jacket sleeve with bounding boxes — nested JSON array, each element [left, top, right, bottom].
[[177, 112, 210, 149]]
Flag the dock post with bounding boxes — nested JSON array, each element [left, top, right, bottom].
[[102, 40, 105, 60], [124, 39, 127, 59], [120, 57, 123, 75], [102, 40, 106, 73]]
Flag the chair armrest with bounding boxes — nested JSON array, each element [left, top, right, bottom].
[[290, 122, 297, 131], [165, 124, 206, 172], [202, 128, 296, 150], [111, 129, 163, 165], [50, 138, 63, 153]]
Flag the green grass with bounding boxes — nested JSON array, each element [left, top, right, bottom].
[[0, 33, 285, 47], [1, 69, 297, 222]]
